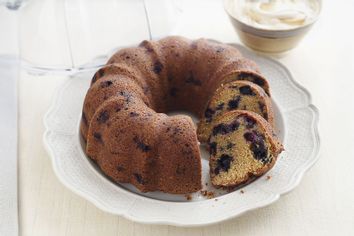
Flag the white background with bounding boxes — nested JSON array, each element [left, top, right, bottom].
[[0, 0, 353, 235]]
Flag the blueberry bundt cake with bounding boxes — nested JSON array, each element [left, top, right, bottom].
[[208, 110, 283, 187], [198, 80, 274, 142], [81, 36, 283, 194]]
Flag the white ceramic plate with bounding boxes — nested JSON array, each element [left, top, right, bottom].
[[43, 45, 320, 226]]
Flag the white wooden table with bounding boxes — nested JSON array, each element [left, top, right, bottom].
[[1, 0, 354, 235]]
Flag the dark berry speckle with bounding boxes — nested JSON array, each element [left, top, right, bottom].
[[133, 173, 145, 184], [133, 136, 151, 152], [244, 116, 257, 129], [153, 61, 163, 74], [239, 85, 255, 95], [228, 96, 241, 110], [173, 127, 182, 135], [214, 154, 233, 175], [244, 131, 270, 163], [100, 80, 113, 88], [115, 104, 123, 112], [244, 131, 258, 142], [254, 77, 265, 87], [237, 73, 250, 80], [250, 141, 269, 163], [226, 142, 235, 149], [118, 91, 132, 102], [204, 108, 215, 122], [129, 112, 139, 117], [238, 74, 267, 94], [258, 102, 269, 120], [97, 110, 109, 124], [93, 132, 102, 142], [209, 142, 217, 155], [212, 120, 240, 136]]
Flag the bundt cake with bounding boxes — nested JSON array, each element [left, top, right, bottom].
[[208, 110, 283, 187], [80, 36, 282, 194], [198, 80, 274, 142]]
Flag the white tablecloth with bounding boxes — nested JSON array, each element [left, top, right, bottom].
[[1, 0, 354, 235]]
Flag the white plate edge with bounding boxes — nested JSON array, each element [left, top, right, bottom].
[[42, 49, 321, 227]]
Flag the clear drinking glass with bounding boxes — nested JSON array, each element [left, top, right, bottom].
[[18, 0, 184, 72]]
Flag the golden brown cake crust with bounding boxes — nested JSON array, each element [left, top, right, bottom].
[[81, 36, 278, 194]]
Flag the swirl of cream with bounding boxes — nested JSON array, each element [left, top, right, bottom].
[[233, 0, 319, 30]]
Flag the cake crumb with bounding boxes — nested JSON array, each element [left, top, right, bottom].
[[185, 194, 192, 201], [200, 190, 215, 199], [240, 190, 244, 194], [214, 198, 218, 201], [205, 183, 208, 186], [266, 175, 272, 180]]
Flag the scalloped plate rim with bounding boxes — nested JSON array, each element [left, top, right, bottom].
[[43, 45, 320, 226]]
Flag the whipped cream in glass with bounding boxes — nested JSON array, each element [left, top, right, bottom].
[[230, 0, 320, 30]]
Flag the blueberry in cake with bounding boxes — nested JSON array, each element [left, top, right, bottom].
[[208, 110, 283, 187], [198, 80, 274, 142], [81, 36, 283, 194]]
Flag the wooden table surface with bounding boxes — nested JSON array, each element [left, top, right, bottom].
[[1, 0, 354, 235]]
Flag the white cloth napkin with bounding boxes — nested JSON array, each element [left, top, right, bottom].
[[0, 55, 18, 236]]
